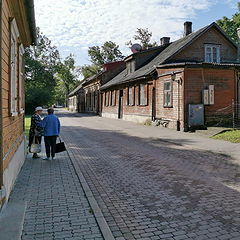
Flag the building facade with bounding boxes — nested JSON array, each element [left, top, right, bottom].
[[68, 61, 126, 115], [101, 22, 240, 131], [0, 0, 36, 209]]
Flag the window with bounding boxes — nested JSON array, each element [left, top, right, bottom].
[[127, 60, 135, 74], [111, 91, 115, 106], [10, 19, 19, 116], [164, 81, 172, 107], [139, 84, 147, 106], [104, 92, 107, 106], [204, 44, 220, 63], [128, 87, 134, 106], [19, 44, 25, 113]]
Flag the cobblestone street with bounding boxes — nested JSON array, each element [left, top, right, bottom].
[[60, 113, 240, 240], [9, 149, 103, 240]]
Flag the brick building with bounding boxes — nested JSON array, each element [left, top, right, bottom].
[[101, 22, 240, 131], [68, 61, 126, 115], [0, 0, 36, 209]]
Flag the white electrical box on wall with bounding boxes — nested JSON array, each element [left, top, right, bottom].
[[203, 89, 209, 105], [202, 85, 214, 105], [209, 85, 214, 105]]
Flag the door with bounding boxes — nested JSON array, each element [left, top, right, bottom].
[[118, 90, 123, 119], [152, 87, 156, 121]]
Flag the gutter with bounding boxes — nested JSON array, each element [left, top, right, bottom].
[[24, 0, 37, 44], [0, 0, 3, 188]]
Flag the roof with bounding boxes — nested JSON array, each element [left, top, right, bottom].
[[68, 81, 85, 97], [101, 22, 238, 90], [83, 71, 103, 86], [25, 0, 37, 44]]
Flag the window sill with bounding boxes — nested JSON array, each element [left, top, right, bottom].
[[163, 106, 173, 108]]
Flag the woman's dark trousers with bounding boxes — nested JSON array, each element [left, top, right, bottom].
[[44, 136, 57, 158]]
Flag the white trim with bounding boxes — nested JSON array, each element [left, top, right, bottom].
[[10, 18, 19, 116], [204, 44, 220, 63]]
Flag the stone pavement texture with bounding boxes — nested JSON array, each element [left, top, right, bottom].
[[60, 113, 240, 240], [8, 149, 103, 240]]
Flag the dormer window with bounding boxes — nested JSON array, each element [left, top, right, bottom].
[[127, 60, 135, 74], [204, 44, 220, 63]]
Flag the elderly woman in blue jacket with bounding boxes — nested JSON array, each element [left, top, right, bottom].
[[41, 108, 60, 160]]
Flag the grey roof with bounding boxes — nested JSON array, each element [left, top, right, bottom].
[[101, 22, 237, 90], [68, 81, 84, 97]]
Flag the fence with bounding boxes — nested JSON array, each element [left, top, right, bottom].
[[232, 101, 240, 129], [205, 101, 240, 129]]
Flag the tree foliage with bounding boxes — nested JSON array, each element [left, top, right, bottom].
[[127, 28, 158, 50], [25, 28, 79, 113], [80, 64, 100, 79], [55, 54, 80, 106], [25, 27, 60, 113], [80, 41, 124, 79], [88, 41, 124, 65], [216, 2, 240, 43]]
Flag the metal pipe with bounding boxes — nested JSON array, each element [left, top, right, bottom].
[[0, 0, 3, 188]]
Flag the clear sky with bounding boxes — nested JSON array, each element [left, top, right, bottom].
[[34, 0, 239, 67]]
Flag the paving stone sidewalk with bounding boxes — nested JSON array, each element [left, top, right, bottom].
[[8, 149, 103, 240], [60, 114, 240, 240]]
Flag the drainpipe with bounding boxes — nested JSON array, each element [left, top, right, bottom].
[[0, 0, 3, 189]]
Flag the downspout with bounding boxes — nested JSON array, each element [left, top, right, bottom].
[[0, 0, 3, 189]]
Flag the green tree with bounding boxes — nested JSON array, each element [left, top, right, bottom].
[[55, 54, 80, 106], [80, 64, 100, 79], [88, 41, 124, 66], [80, 41, 124, 79], [127, 28, 158, 50], [216, 2, 240, 43], [25, 28, 60, 113]]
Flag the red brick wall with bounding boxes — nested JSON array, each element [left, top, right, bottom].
[[101, 80, 154, 120], [155, 68, 185, 129], [184, 68, 236, 127]]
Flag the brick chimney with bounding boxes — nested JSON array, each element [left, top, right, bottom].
[[184, 21, 192, 36], [160, 37, 170, 46]]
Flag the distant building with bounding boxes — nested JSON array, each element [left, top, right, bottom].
[[68, 61, 126, 115], [101, 22, 240, 131], [0, 0, 36, 209]]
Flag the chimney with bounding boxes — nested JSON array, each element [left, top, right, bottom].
[[184, 21, 192, 36], [160, 37, 170, 46]]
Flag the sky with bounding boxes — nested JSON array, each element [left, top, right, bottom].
[[34, 0, 239, 67]]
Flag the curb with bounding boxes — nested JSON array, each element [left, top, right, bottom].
[[64, 140, 115, 240]]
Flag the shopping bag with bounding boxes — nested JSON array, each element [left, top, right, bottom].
[[55, 137, 66, 153], [30, 137, 41, 153]]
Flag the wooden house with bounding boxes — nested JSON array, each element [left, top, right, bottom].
[[101, 22, 240, 131], [0, 0, 36, 209]]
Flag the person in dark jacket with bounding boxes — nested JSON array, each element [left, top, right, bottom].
[[29, 106, 44, 158], [41, 108, 60, 160]]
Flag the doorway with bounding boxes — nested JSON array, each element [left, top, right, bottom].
[[118, 89, 123, 119]]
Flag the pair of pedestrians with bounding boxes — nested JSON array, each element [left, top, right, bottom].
[[29, 107, 60, 160]]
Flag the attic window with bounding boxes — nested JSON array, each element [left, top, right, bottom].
[[204, 44, 220, 63], [127, 60, 135, 74]]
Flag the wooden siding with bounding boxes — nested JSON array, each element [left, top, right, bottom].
[[1, 0, 25, 170], [173, 27, 237, 63]]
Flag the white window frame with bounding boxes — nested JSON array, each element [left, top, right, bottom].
[[163, 81, 173, 107], [139, 84, 147, 106], [10, 19, 20, 116], [204, 44, 220, 63], [19, 44, 25, 114]]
